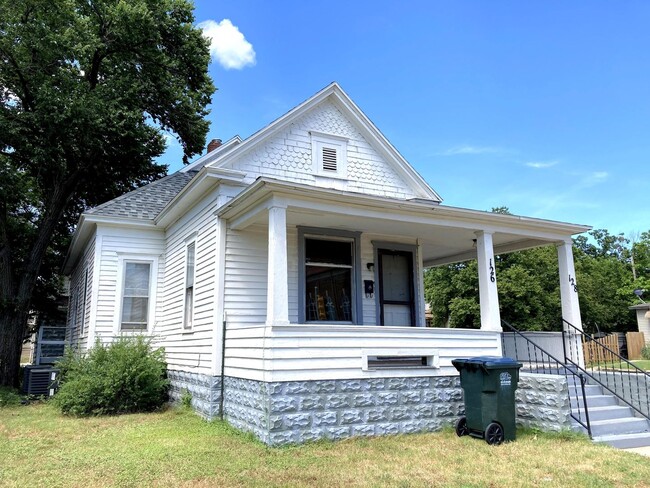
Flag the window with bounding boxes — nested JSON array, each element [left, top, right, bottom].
[[183, 241, 195, 330], [120, 261, 151, 331], [310, 131, 348, 178], [79, 269, 89, 336], [305, 237, 354, 322]]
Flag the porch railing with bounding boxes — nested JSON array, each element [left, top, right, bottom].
[[501, 320, 592, 437], [563, 320, 650, 420]]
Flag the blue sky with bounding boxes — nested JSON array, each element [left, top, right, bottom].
[[160, 1, 650, 237]]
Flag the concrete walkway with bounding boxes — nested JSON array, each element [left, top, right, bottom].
[[625, 446, 650, 457]]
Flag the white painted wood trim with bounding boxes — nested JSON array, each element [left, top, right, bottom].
[[266, 206, 289, 326], [113, 254, 160, 335], [476, 231, 502, 331], [212, 198, 229, 376]]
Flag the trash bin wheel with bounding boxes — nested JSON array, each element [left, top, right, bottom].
[[455, 417, 469, 437], [484, 422, 504, 445]]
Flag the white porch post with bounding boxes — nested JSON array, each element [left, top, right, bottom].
[[266, 205, 289, 326], [557, 239, 584, 366], [476, 231, 502, 332]]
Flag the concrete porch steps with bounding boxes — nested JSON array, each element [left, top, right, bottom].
[[570, 382, 650, 449]]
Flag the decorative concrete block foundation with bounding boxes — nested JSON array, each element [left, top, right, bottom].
[[168, 371, 573, 444], [224, 376, 464, 445], [515, 373, 571, 432], [167, 370, 222, 420]]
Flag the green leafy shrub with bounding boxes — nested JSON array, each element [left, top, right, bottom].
[[642, 345, 650, 360], [53, 337, 169, 416], [0, 387, 22, 407]]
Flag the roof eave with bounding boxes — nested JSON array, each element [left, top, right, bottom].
[[62, 214, 158, 274], [154, 166, 247, 228], [217, 177, 591, 237]]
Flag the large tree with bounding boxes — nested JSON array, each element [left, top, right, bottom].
[[0, 0, 215, 386]]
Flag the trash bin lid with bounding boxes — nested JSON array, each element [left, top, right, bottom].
[[465, 356, 522, 369]]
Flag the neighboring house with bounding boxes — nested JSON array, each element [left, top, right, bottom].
[[630, 303, 650, 344], [63, 83, 589, 445]]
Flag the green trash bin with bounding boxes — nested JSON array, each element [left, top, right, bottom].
[[452, 356, 522, 445]]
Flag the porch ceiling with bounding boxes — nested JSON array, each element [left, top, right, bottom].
[[217, 178, 591, 267]]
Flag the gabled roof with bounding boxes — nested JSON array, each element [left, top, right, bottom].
[[86, 171, 198, 220], [207, 82, 442, 202]]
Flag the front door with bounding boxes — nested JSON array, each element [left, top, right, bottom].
[[378, 249, 415, 326]]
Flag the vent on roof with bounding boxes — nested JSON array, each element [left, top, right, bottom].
[[322, 147, 338, 171]]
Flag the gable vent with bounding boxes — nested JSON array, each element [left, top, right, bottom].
[[322, 147, 338, 171]]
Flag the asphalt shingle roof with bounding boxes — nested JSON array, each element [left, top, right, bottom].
[[86, 171, 197, 220]]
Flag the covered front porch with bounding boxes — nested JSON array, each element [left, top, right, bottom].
[[217, 177, 590, 382]]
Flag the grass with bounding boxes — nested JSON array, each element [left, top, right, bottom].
[[1, 390, 650, 488], [588, 360, 650, 371]]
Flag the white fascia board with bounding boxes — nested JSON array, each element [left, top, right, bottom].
[[62, 214, 158, 274], [180, 135, 243, 173], [154, 166, 247, 228], [218, 178, 591, 239]]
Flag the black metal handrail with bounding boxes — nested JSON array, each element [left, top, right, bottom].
[[501, 320, 592, 437], [562, 319, 650, 420]]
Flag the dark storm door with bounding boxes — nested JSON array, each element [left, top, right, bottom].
[[378, 249, 415, 326]]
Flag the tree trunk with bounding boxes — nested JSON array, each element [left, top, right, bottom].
[[0, 310, 28, 388]]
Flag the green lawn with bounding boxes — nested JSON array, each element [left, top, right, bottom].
[[588, 360, 650, 371], [1, 396, 649, 488]]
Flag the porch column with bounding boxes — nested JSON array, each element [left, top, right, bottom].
[[557, 240, 583, 330], [266, 205, 289, 326], [557, 239, 584, 366], [475, 231, 502, 331]]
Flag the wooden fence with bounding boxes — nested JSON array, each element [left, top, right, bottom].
[[582, 335, 619, 364], [626, 332, 646, 360]]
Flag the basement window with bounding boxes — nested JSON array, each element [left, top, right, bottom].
[[362, 349, 440, 371], [310, 131, 348, 178]]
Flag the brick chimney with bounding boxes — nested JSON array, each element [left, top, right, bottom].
[[207, 138, 222, 153]]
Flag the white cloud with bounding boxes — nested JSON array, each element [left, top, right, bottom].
[[592, 171, 608, 180], [440, 145, 503, 156], [198, 19, 256, 70], [525, 160, 559, 169]]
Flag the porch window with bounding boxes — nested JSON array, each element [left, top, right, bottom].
[[120, 261, 151, 330], [305, 238, 353, 322]]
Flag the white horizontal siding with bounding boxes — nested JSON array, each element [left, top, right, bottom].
[[224, 325, 502, 382], [66, 235, 96, 351], [156, 188, 225, 375], [94, 228, 165, 343], [224, 225, 268, 327]]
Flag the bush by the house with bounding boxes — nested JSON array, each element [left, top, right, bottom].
[[53, 337, 169, 416], [642, 345, 650, 360]]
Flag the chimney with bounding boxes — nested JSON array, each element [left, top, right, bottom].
[[207, 138, 222, 153]]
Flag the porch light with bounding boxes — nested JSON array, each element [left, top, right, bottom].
[[367, 262, 374, 271]]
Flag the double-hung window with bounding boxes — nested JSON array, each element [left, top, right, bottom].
[[183, 241, 195, 330], [120, 261, 152, 331]]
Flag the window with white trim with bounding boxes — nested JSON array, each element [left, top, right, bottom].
[[310, 131, 348, 178], [120, 261, 152, 331], [183, 241, 195, 330]]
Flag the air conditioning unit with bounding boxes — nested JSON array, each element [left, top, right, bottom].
[[23, 366, 59, 397]]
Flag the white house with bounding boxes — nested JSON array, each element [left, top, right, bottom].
[[63, 83, 589, 444]]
